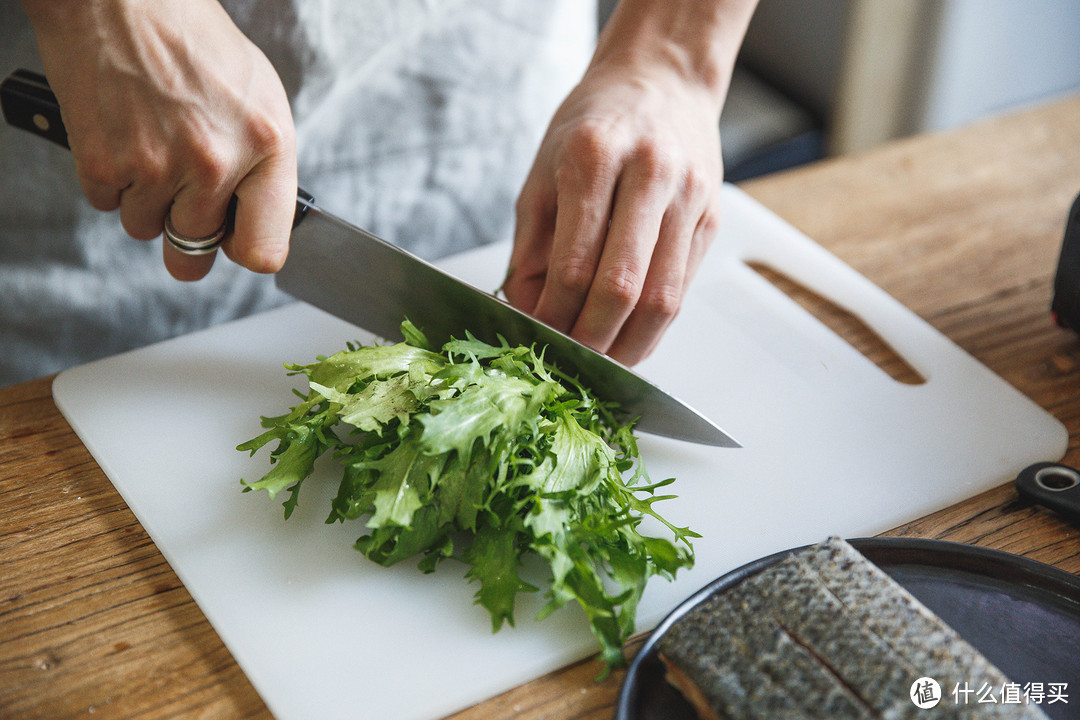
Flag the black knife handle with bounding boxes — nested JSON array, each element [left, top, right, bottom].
[[1, 68, 312, 229], [1015, 462, 1080, 525], [0, 68, 68, 148]]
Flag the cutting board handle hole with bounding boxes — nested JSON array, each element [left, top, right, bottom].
[[746, 261, 926, 385], [1035, 466, 1080, 491]]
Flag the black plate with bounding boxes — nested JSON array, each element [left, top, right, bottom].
[[617, 538, 1080, 720]]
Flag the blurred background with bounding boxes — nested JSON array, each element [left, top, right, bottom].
[[601, 0, 1080, 182]]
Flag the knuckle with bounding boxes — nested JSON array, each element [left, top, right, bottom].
[[559, 122, 617, 183], [597, 264, 644, 309], [106, 140, 168, 188], [568, 120, 614, 159], [699, 215, 719, 242], [639, 283, 683, 320], [188, 140, 234, 190], [680, 161, 712, 198], [632, 140, 675, 187], [75, 147, 125, 190], [550, 255, 597, 297], [245, 110, 293, 157], [697, 202, 722, 239], [136, 151, 169, 187]]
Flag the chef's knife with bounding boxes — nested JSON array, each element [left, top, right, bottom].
[[2, 68, 739, 447]]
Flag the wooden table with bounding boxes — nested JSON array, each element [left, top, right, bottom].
[[4, 95, 1080, 720]]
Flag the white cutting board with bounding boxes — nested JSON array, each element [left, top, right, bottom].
[[53, 185, 1066, 720]]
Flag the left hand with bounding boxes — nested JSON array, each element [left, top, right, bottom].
[[503, 58, 724, 366]]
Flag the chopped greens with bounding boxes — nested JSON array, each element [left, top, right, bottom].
[[238, 320, 697, 672]]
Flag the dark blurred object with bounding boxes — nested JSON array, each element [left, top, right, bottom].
[[1015, 462, 1080, 526], [720, 65, 824, 182], [1051, 191, 1080, 333]]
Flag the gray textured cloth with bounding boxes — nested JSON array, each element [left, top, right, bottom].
[[0, 1, 594, 387]]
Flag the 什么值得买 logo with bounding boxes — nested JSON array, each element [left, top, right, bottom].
[[911, 677, 942, 709]]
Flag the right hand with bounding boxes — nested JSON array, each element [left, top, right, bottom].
[[22, 0, 297, 280]]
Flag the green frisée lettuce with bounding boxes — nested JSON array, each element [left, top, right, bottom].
[[238, 320, 697, 672]]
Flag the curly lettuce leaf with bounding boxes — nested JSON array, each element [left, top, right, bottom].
[[239, 319, 697, 674]]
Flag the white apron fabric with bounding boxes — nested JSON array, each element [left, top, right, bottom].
[[0, 1, 594, 387]]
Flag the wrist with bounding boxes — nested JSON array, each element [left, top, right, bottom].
[[591, 0, 757, 114]]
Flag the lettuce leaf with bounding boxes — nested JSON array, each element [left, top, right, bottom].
[[239, 321, 698, 674]]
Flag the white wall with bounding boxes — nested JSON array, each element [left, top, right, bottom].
[[916, 0, 1080, 132]]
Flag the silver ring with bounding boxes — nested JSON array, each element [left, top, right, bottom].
[[163, 213, 227, 256]]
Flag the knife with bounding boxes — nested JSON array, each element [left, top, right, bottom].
[[1, 68, 739, 447]]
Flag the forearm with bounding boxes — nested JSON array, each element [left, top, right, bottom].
[[592, 0, 758, 114]]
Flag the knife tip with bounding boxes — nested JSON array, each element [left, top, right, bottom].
[[709, 433, 743, 449]]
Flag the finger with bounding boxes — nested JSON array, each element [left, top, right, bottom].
[[163, 236, 218, 281], [79, 178, 123, 213], [566, 153, 672, 353], [682, 200, 720, 290], [168, 179, 235, 240], [605, 206, 697, 365], [221, 153, 296, 274], [71, 145, 127, 212], [529, 157, 617, 334], [504, 177, 557, 314], [106, 146, 173, 240], [161, 181, 236, 281], [117, 179, 175, 241]]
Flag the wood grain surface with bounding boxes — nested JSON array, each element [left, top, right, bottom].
[[3, 95, 1080, 720]]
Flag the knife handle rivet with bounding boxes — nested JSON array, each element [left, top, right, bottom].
[[32, 113, 50, 132]]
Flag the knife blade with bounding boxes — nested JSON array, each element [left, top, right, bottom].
[[2, 67, 739, 447], [281, 197, 739, 446]]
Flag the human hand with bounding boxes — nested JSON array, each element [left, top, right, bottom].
[[503, 0, 755, 366], [22, 0, 296, 280], [504, 59, 723, 366]]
